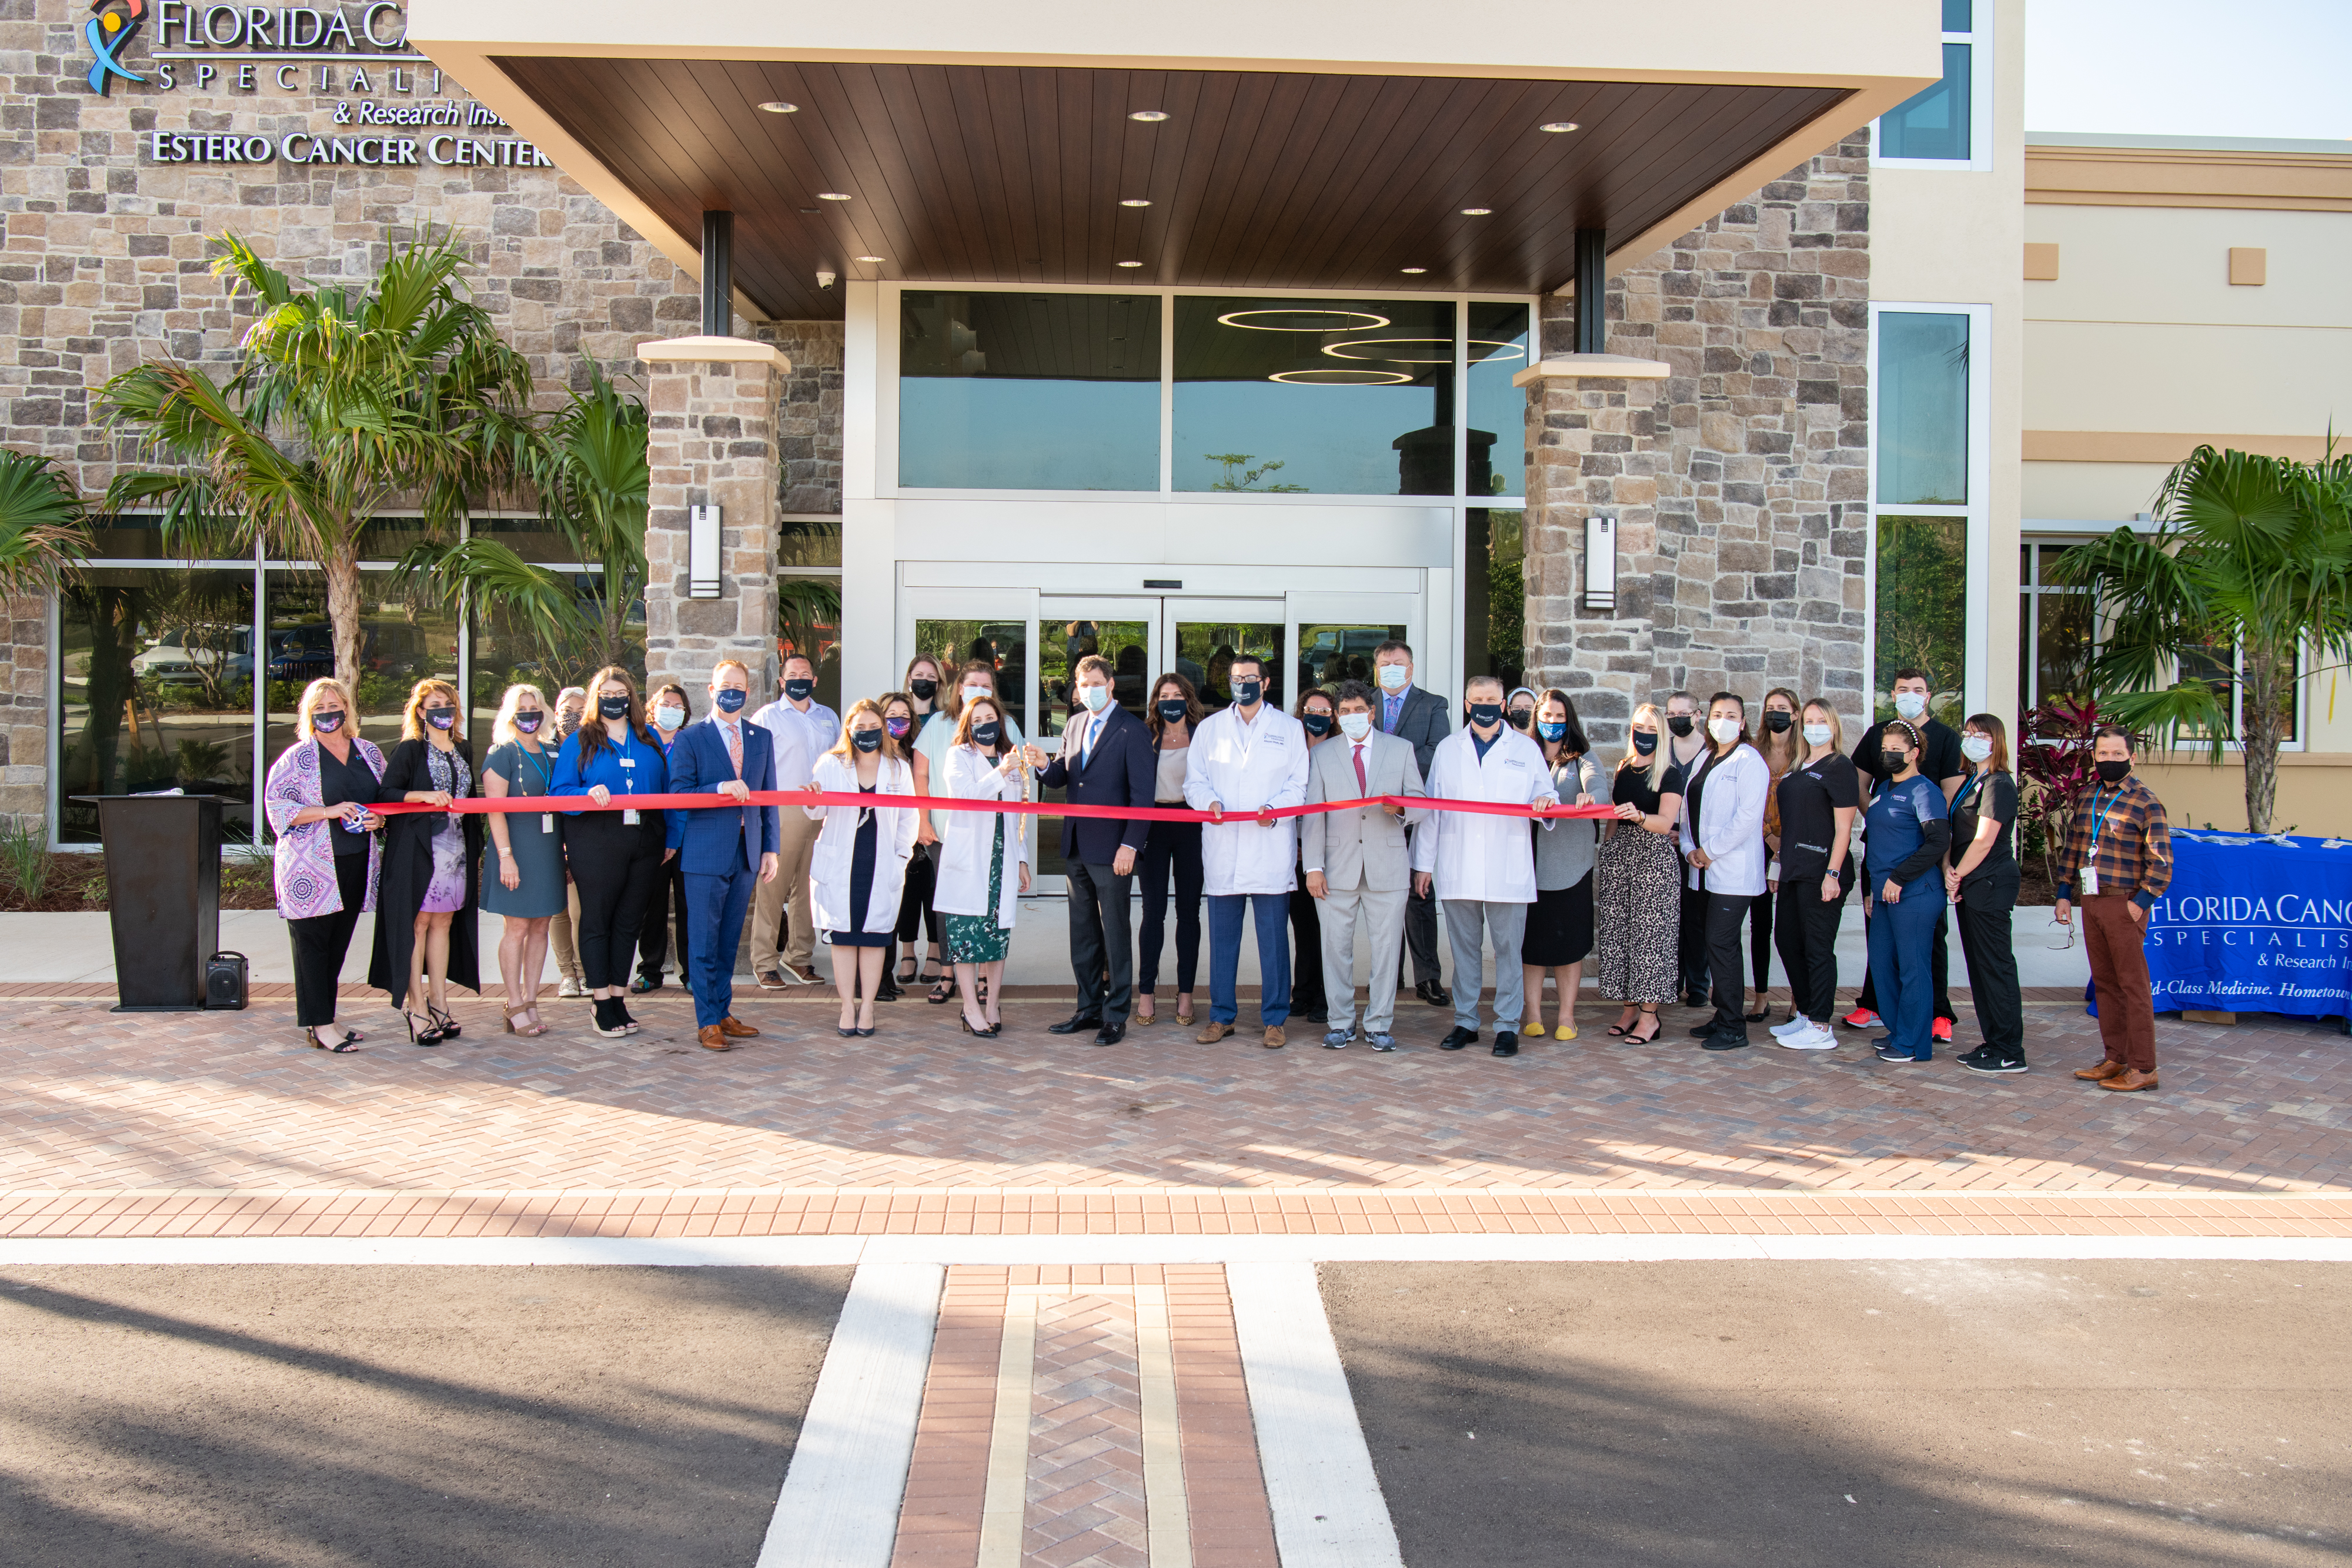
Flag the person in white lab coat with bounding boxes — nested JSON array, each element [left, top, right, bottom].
[[933, 696, 1033, 1039], [1411, 676, 1561, 1056], [1678, 691, 1771, 1051], [1181, 653, 1311, 1049], [802, 700, 918, 1038]]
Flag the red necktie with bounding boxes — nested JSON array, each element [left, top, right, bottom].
[[1352, 742, 1367, 795]]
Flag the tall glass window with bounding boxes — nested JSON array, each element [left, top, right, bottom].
[[1877, 1, 1983, 165], [2019, 541, 2094, 717], [1872, 306, 1978, 723], [1463, 509, 1526, 694], [1174, 296, 1456, 496], [1876, 312, 1970, 505], [899, 291, 1161, 491], [1466, 303, 1532, 499], [1874, 516, 1967, 727]]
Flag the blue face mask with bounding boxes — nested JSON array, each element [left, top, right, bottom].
[[1079, 684, 1110, 713], [1538, 720, 1567, 741], [312, 711, 343, 734], [1157, 699, 1187, 726], [971, 721, 1002, 748], [713, 687, 747, 714], [424, 707, 456, 731], [652, 706, 684, 732], [786, 678, 815, 703], [851, 728, 882, 753]]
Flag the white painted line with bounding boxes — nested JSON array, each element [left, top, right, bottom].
[[756, 1261, 943, 1568], [1226, 1260, 1405, 1568]]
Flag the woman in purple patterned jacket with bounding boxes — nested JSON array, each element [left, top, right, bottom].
[[263, 677, 386, 1052]]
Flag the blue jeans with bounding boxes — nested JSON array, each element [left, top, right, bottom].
[[1866, 880, 1947, 1059], [685, 868, 757, 1028], [1207, 892, 1290, 1027]]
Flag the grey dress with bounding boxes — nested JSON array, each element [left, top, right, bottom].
[[481, 740, 567, 918]]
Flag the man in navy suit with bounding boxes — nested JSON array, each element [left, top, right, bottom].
[[1023, 654, 1155, 1045], [662, 657, 780, 1051]]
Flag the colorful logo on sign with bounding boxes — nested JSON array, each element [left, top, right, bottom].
[[85, 0, 147, 95]]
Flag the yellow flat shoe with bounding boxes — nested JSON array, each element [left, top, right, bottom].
[[1521, 1018, 1547, 1039], [1555, 1021, 1578, 1040]]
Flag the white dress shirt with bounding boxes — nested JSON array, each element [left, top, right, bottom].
[[1181, 701, 1310, 896]]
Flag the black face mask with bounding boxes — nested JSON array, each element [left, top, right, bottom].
[[1763, 710, 1793, 733], [1468, 703, 1503, 730], [1882, 749, 1910, 775], [1666, 715, 1695, 737], [1632, 731, 1658, 756], [785, 678, 815, 703], [971, 721, 1002, 748], [1157, 699, 1187, 726], [851, 728, 882, 753], [2096, 758, 2130, 784], [1508, 709, 1533, 731], [1233, 678, 1262, 707], [910, 678, 938, 702], [514, 713, 543, 734], [312, 711, 343, 734], [1302, 712, 1333, 737], [598, 696, 630, 720], [425, 707, 456, 731]]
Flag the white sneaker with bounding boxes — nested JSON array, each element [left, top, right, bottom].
[[1778, 1023, 1839, 1051], [1768, 1017, 1811, 1038]]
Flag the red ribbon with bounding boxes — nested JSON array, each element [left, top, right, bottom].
[[367, 791, 1622, 823]]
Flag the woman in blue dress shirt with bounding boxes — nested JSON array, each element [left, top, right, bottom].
[[553, 664, 671, 1038], [1862, 719, 1953, 1064]]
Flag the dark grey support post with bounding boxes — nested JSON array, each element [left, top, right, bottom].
[[701, 210, 734, 338], [1573, 227, 1607, 355]]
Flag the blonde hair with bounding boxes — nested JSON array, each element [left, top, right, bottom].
[[1622, 702, 1671, 792], [399, 678, 466, 743], [296, 676, 356, 740], [826, 697, 904, 763], [491, 682, 551, 747], [1802, 699, 1845, 757]]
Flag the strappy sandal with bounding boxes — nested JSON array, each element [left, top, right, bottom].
[[308, 1027, 360, 1053], [1625, 1007, 1662, 1045], [927, 977, 956, 1005], [1606, 1006, 1639, 1038], [430, 1004, 462, 1041], [505, 1002, 546, 1038]]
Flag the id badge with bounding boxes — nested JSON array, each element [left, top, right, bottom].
[[541, 813, 554, 835], [622, 808, 641, 825], [2080, 866, 2099, 895]]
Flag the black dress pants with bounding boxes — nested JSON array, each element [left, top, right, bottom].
[[1855, 901, 1956, 1021], [1138, 819, 1202, 995], [1290, 853, 1326, 1018], [1746, 891, 1773, 992], [895, 843, 940, 948], [1067, 859, 1135, 1025], [1956, 867, 2024, 1058], [1773, 872, 1849, 1024], [1679, 880, 1713, 1001], [566, 811, 666, 989], [635, 854, 690, 982], [288, 851, 369, 1027], [1704, 892, 1751, 1039], [1401, 824, 1441, 987]]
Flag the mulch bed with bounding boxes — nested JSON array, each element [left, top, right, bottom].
[[0, 853, 277, 913]]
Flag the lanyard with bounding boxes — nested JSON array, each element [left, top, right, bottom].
[[515, 743, 553, 796], [2085, 785, 2122, 850], [610, 730, 636, 794]]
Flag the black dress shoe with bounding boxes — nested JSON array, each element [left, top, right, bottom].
[[1491, 1032, 1519, 1058], [1416, 979, 1453, 1008], [1688, 1022, 1719, 1039], [1047, 1014, 1104, 1036], [875, 980, 901, 1003], [1685, 989, 1710, 1009], [1092, 1023, 1126, 1047], [1439, 1025, 1478, 1051], [1700, 1031, 1752, 1051]]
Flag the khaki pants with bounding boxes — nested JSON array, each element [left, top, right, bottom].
[[547, 880, 584, 981], [750, 807, 822, 975]]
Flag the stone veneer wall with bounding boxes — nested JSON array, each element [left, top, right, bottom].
[[1524, 131, 1872, 744], [640, 352, 782, 699]]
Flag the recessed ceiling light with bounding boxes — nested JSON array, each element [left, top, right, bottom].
[[1539, 121, 1579, 133], [817, 192, 851, 201], [1129, 109, 1170, 122], [1117, 260, 1144, 268], [1120, 198, 1152, 208], [1461, 207, 1492, 216], [854, 255, 884, 263], [758, 101, 799, 114], [1400, 266, 1427, 275]]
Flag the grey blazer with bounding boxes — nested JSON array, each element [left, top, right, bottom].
[[1299, 731, 1426, 892]]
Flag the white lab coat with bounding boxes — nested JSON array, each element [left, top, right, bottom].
[[932, 743, 1031, 928], [1181, 703, 1311, 896], [804, 751, 918, 935], [1410, 727, 1559, 904], [1677, 743, 1769, 898]]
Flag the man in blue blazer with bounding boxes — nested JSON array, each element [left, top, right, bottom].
[[1023, 656, 1156, 1044], [663, 658, 780, 1051]]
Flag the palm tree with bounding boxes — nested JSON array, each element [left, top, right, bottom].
[[2054, 444, 2352, 831], [397, 358, 650, 686], [0, 447, 93, 597], [97, 229, 535, 691]]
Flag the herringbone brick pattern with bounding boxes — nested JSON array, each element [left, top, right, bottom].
[[1023, 1294, 1148, 1567]]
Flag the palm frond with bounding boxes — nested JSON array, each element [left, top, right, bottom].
[[0, 448, 92, 596]]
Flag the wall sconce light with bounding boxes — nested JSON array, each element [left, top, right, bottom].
[[1582, 513, 1618, 613], [689, 504, 722, 599]]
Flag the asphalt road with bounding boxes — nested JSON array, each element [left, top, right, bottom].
[[0, 1264, 851, 1567], [1324, 1259, 2348, 1568]]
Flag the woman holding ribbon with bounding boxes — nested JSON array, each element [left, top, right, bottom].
[[1522, 689, 1603, 1041], [370, 678, 483, 1045], [630, 681, 696, 996], [1287, 686, 1339, 1027], [934, 693, 1032, 1038], [553, 666, 670, 1039], [807, 698, 920, 1037], [1134, 673, 1205, 1029], [875, 689, 927, 1003], [482, 683, 563, 1037], [1593, 703, 1686, 1045], [263, 676, 385, 1052]]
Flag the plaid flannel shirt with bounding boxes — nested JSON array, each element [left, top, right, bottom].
[[2055, 774, 2173, 908]]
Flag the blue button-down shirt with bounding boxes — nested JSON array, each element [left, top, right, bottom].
[[552, 724, 669, 813]]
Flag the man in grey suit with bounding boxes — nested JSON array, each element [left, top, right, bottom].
[[1372, 639, 1452, 1008], [1302, 680, 1428, 1050]]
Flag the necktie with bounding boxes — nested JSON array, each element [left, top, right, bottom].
[[723, 721, 742, 776], [1078, 715, 1094, 772], [1352, 741, 1367, 795], [1384, 694, 1400, 734]]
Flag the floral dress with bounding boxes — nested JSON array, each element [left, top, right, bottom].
[[942, 817, 1011, 964], [419, 744, 474, 914]]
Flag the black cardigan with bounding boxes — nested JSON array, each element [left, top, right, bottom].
[[367, 735, 483, 1006]]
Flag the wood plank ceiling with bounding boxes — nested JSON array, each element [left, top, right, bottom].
[[493, 58, 1850, 320]]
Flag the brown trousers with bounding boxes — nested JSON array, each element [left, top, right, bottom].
[[2082, 892, 2157, 1073]]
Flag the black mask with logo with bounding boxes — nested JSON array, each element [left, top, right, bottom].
[[1232, 678, 1262, 707], [785, 678, 815, 703], [1467, 703, 1503, 730], [852, 728, 883, 753], [1157, 700, 1187, 726], [1632, 731, 1658, 756], [1302, 712, 1333, 737], [598, 696, 630, 720]]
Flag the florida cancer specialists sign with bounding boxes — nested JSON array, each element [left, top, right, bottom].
[[2144, 833, 2352, 1019]]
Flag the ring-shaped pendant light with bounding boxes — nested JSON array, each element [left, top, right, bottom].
[[1268, 367, 1414, 386], [1218, 308, 1392, 333], [1319, 337, 1531, 365]]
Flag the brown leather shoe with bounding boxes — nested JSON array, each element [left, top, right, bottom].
[[697, 1025, 731, 1051], [2099, 1067, 2159, 1092], [718, 1015, 760, 1038], [1195, 1021, 1233, 1043], [2074, 1058, 2129, 1082], [756, 970, 786, 990], [1262, 1025, 1286, 1050]]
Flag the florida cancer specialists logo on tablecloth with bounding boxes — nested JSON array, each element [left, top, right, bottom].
[[2146, 832, 2352, 1018]]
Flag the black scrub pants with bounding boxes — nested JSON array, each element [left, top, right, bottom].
[[1773, 870, 1849, 1024], [288, 851, 370, 1027], [565, 811, 667, 990], [1955, 867, 2024, 1059], [1703, 892, 1752, 1041], [635, 854, 691, 984], [1679, 880, 1713, 1002]]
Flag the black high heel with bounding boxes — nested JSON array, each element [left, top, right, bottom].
[[309, 1027, 360, 1053], [406, 1010, 446, 1047], [430, 1004, 461, 1040], [1625, 1008, 1662, 1045]]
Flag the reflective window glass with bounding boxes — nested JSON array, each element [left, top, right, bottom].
[[778, 576, 843, 713], [1172, 619, 1282, 716], [914, 619, 1031, 739], [1873, 515, 1967, 727], [1464, 509, 1526, 693], [1034, 616, 1150, 878], [1295, 623, 1408, 698], [56, 568, 257, 844], [899, 291, 1161, 491], [1466, 303, 1531, 498], [779, 520, 843, 570], [1876, 311, 1970, 505], [1880, 42, 1973, 161], [1174, 296, 1455, 496], [466, 570, 645, 738], [263, 570, 461, 767], [472, 515, 579, 564]]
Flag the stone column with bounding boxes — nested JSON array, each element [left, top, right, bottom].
[[638, 335, 793, 701]]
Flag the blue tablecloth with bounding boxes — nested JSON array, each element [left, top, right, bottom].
[[2146, 832, 2352, 1019]]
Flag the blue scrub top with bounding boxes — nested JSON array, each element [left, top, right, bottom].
[[1865, 773, 1948, 890], [552, 725, 669, 813]]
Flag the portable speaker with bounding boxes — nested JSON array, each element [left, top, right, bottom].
[[203, 951, 249, 1011]]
